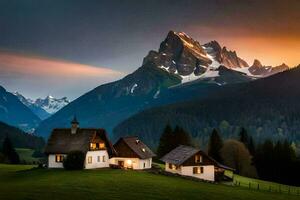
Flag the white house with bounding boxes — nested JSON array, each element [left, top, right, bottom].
[[160, 145, 233, 182], [110, 136, 155, 170], [45, 117, 117, 169]]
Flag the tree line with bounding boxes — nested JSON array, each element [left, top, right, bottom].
[[157, 124, 300, 186], [0, 136, 20, 164]]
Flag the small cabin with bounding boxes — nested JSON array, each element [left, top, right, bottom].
[[160, 145, 233, 182], [110, 136, 156, 170]]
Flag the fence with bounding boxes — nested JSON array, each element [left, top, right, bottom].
[[232, 175, 300, 195]]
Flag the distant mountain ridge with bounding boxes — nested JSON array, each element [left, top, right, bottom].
[[14, 92, 70, 120], [35, 31, 289, 138], [0, 87, 40, 132]]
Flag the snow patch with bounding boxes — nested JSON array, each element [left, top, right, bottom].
[[153, 89, 160, 99], [130, 84, 138, 94]]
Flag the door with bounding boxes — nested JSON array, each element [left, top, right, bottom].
[[118, 160, 124, 167]]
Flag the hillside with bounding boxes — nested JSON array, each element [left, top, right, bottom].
[[114, 66, 300, 148], [35, 31, 259, 138], [0, 86, 40, 132], [0, 122, 45, 150], [0, 164, 298, 200]]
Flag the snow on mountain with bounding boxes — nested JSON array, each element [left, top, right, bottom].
[[34, 95, 70, 114], [143, 31, 289, 84], [13, 92, 70, 118]]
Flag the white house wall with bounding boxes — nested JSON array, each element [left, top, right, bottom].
[[165, 162, 215, 181], [48, 154, 66, 168], [181, 165, 215, 181], [85, 150, 110, 169], [109, 157, 152, 170]]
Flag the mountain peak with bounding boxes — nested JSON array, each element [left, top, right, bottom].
[[252, 59, 263, 68]]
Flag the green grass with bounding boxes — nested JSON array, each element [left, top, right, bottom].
[[0, 164, 299, 200], [16, 148, 43, 164], [224, 170, 300, 195]]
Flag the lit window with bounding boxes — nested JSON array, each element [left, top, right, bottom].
[[99, 143, 105, 149], [195, 154, 202, 163], [200, 167, 204, 174], [193, 167, 204, 174], [88, 156, 92, 164], [90, 143, 96, 150], [102, 155, 106, 162], [55, 154, 64, 163], [141, 148, 146, 152]]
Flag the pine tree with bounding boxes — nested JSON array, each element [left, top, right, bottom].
[[173, 126, 192, 147], [2, 137, 20, 164], [248, 136, 256, 156], [157, 124, 174, 158], [239, 127, 249, 147], [208, 129, 223, 163]]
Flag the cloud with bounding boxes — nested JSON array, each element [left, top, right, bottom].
[[0, 51, 123, 99]]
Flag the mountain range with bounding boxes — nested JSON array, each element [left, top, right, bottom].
[[114, 65, 300, 148], [34, 31, 289, 138], [13, 92, 69, 120]]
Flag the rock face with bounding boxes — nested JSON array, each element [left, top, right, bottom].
[[249, 59, 289, 76], [203, 41, 249, 68]]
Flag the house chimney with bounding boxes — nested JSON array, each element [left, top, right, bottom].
[[71, 116, 79, 134]]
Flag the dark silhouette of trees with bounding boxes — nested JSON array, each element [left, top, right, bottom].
[[208, 129, 223, 163], [254, 139, 299, 186], [157, 124, 192, 158], [157, 124, 174, 158], [1, 136, 20, 164]]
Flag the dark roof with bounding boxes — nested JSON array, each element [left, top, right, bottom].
[[115, 136, 156, 159], [160, 145, 234, 171], [160, 145, 199, 165], [44, 128, 116, 157]]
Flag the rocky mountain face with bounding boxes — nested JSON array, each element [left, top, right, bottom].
[[0, 87, 40, 132], [143, 31, 288, 80], [35, 31, 288, 138], [14, 93, 69, 120], [249, 59, 289, 77]]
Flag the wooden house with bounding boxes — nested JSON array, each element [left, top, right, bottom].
[[160, 145, 233, 181], [44, 117, 116, 169], [110, 136, 156, 169]]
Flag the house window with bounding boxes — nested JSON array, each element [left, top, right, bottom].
[[88, 156, 92, 164], [193, 167, 204, 174], [200, 166, 204, 174], [55, 154, 64, 163], [168, 163, 172, 169], [99, 143, 105, 149], [102, 155, 106, 162], [97, 156, 100, 162], [143, 162, 146, 168], [195, 155, 202, 163]]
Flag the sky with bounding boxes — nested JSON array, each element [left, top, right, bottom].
[[0, 0, 299, 99]]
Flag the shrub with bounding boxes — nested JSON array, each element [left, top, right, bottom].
[[63, 151, 85, 170]]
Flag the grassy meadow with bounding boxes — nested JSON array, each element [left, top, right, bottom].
[[0, 164, 299, 200]]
